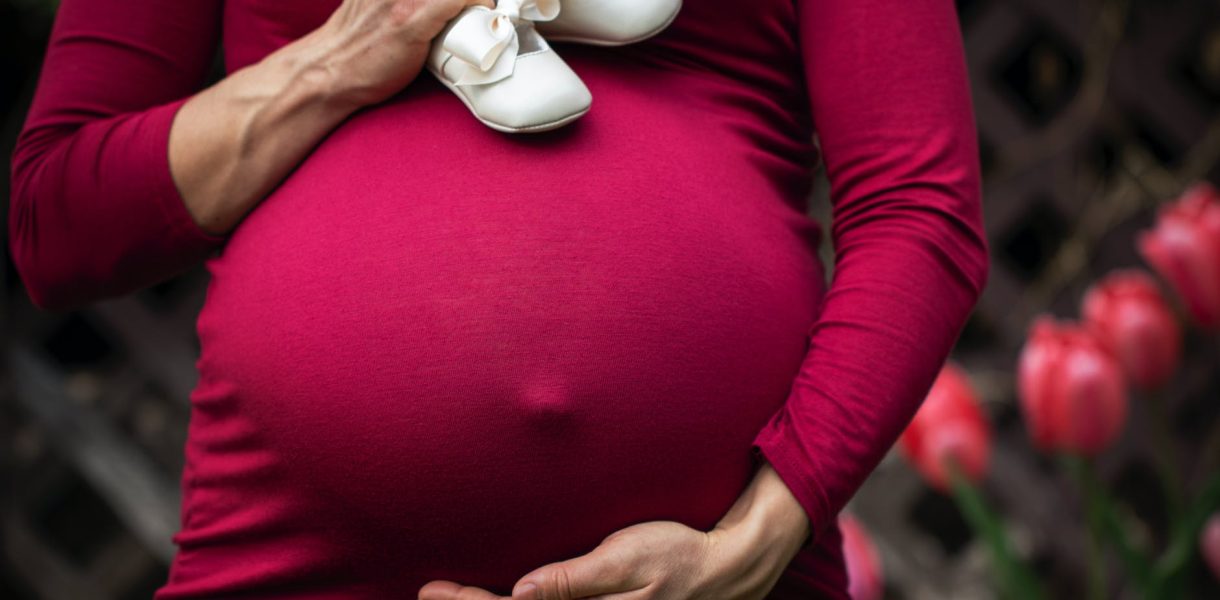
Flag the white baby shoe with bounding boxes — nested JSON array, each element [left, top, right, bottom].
[[427, 1, 592, 133], [534, 0, 683, 46]]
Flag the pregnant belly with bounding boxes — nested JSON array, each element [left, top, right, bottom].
[[184, 72, 825, 595]]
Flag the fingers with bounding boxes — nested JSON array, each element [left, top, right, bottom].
[[510, 546, 649, 600], [418, 580, 506, 600], [399, 0, 486, 43], [422, 0, 493, 23]]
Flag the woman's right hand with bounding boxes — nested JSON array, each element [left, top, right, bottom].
[[168, 0, 492, 236], [300, 0, 495, 111]]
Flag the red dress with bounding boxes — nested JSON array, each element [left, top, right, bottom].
[[9, 1, 989, 597]]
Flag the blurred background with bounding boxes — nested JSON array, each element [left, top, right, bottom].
[[1, 0, 1218, 598]]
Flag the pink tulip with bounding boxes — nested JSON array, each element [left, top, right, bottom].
[[1137, 181, 1220, 329], [1017, 316, 1129, 456], [1082, 270, 1182, 389], [1204, 513, 1220, 583], [898, 362, 991, 492], [1200, 512, 1220, 582], [839, 513, 884, 600]]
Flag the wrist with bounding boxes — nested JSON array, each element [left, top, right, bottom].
[[715, 462, 812, 552], [700, 462, 812, 595], [259, 29, 366, 118]]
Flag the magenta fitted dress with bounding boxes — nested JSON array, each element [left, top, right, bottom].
[[9, 0, 989, 597]]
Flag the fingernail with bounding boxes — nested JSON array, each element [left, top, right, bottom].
[[512, 582, 536, 599]]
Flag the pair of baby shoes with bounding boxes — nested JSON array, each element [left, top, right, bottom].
[[426, 0, 682, 133]]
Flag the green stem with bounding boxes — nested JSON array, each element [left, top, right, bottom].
[[947, 465, 1045, 600], [1061, 455, 1156, 596], [1084, 496, 1106, 600], [1061, 456, 1105, 600], [1146, 395, 1184, 516], [1152, 470, 1220, 592]]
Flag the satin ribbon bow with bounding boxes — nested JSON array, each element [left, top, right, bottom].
[[440, 0, 560, 86]]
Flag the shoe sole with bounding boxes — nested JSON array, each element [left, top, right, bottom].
[[539, 3, 682, 47], [427, 65, 592, 134]]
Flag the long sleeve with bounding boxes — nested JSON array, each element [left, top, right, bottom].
[[8, 0, 227, 312], [751, 0, 990, 542]]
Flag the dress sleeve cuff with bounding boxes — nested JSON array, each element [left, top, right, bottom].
[[751, 407, 834, 549], [144, 96, 230, 249]]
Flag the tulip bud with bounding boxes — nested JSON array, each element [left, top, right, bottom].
[[1017, 316, 1129, 456], [1202, 513, 1220, 583], [1082, 270, 1182, 389], [839, 513, 884, 600], [1137, 181, 1220, 329], [898, 362, 991, 491]]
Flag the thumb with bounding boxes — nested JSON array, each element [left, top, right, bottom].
[[510, 545, 646, 600]]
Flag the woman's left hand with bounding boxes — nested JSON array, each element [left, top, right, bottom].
[[417, 462, 810, 600]]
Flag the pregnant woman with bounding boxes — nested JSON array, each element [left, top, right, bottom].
[[8, 0, 989, 597]]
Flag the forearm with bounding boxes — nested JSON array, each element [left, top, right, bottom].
[[744, 0, 986, 543], [169, 0, 490, 236], [169, 29, 361, 236], [9, 0, 486, 310]]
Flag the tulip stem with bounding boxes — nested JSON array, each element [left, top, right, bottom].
[[1062, 455, 1154, 595], [1084, 500, 1106, 600], [1062, 456, 1106, 600], [947, 465, 1044, 600], [1146, 395, 1184, 516], [1151, 470, 1220, 594]]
